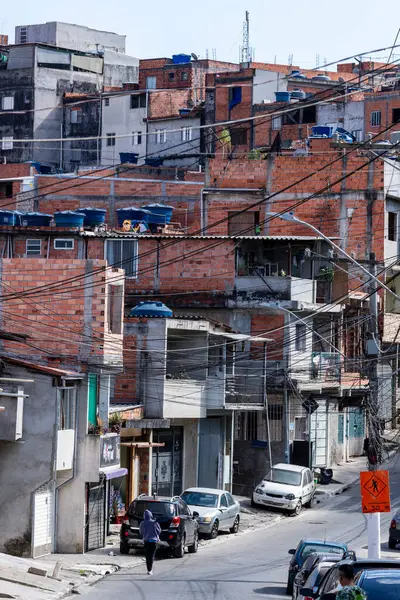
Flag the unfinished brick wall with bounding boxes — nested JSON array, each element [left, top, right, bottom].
[[364, 92, 400, 140]]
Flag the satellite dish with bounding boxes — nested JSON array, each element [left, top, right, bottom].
[[191, 53, 199, 61]]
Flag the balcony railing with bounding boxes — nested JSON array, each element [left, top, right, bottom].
[[311, 352, 340, 382]]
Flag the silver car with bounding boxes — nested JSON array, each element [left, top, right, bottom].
[[181, 487, 241, 539]]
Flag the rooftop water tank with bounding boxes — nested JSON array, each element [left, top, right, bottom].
[[130, 301, 173, 318], [19, 212, 53, 227], [54, 211, 85, 228], [311, 126, 334, 138], [0, 210, 17, 226], [77, 207, 106, 227], [290, 89, 306, 99], [172, 54, 191, 64], [119, 152, 139, 164], [116, 207, 151, 227], [144, 203, 174, 225], [312, 74, 331, 82], [290, 70, 307, 79], [275, 91, 291, 103]]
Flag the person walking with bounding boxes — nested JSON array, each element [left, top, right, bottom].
[[139, 509, 161, 575], [335, 564, 367, 599]]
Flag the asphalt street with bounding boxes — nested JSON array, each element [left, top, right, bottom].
[[78, 455, 400, 600]]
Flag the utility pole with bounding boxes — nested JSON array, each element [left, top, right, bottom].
[[366, 252, 381, 559]]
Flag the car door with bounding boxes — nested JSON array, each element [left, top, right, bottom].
[[178, 500, 195, 543], [302, 470, 312, 504], [219, 493, 230, 528], [226, 492, 238, 527]]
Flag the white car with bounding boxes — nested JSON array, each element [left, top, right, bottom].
[[181, 487, 241, 539], [252, 463, 315, 516]]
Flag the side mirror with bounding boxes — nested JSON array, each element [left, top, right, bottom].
[[219, 508, 227, 513], [288, 549, 296, 555], [192, 511, 199, 519], [300, 589, 315, 598]]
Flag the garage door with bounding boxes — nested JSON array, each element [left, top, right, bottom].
[[32, 484, 54, 558]]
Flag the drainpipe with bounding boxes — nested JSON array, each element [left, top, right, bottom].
[[200, 189, 206, 234]]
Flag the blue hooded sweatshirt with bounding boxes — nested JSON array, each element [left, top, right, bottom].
[[139, 510, 161, 543]]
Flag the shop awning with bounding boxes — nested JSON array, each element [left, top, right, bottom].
[[100, 466, 128, 480]]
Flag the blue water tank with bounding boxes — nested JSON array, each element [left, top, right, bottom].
[[144, 203, 174, 225], [290, 70, 307, 79], [275, 91, 291, 103], [172, 54, 191, 64], [0, 210, 17, 226], [130, 301, 173, 318], [77, 207, 106, 227], [54, 211, 85, 228], [290, 89, 306, 99], [119, 152, 139, 164], [311, 126, 334, 138], [116, 207, 151, 227], [312, 74, 331, 82], [19, 212, 53, 226]]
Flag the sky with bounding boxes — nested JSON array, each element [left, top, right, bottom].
[[1, 0, 399, 68]]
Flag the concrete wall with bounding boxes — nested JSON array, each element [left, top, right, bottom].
[[0, 367, 57, 556], [16, 22, 125, 54], [103, 51, 139, 87], [253, 69, 287, 104], [147, 117, 201, 168], [101, 94, 147, 166], [317, 101, 364, 139]]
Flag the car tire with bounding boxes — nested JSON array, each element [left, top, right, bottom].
[[188, 530, 199, 554], [208, 519, 219, 539], [230, 516, 240, 534], [120, 542, 130, 555], [291, 501, 302, 517], [174, 535, 185, 558], [304, 495, 314, 509], [389, 538, 397, 549], [286, 576, 294, 596]]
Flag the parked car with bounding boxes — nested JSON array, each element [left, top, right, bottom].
[[352, 569, 400, 600], [253, 463, 315, 516], [181, 487, 241, 539], [286, 539, 348, 595], [120, 494, 199, 558], [389, 509, 400, 549], [292, 553, 343, 600], [305, 559, 400, 598]]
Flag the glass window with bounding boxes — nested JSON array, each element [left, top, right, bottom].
[[371, 111, 381, 127], [388, 211, 397, 241], [264, 468, 302, 486], [104, 97, 110, 107], [132, 131, 142, 145], [220, 494, 228, 508], [130, 94, 147, 109], [54, 239, 74, 250], [106, 133, 116, 147], [181, 127, 193, 142], [106, 239, 138, 278], [178, 500, 190, 516], [2, 96, 14, 110], [272, 116, 282, 130], [58, 388, 76, 430], [146, 76, 157, 90], [70, 109, 82, 124], [155, 129, 167, 144], [2, 136, 13, 150], [295, 323, 307, 351], [129, 501, 174, 518], [181, 491, 219, 508], [226, 493, 236, 507], [26, 239, 41, 256], [300, 544, 344, 560], [181, 72, 189, 81]]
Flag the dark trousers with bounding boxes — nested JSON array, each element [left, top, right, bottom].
[[144, 541, 157, 572]]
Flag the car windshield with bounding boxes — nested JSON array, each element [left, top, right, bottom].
[[300, 544, 344, 559], [129, 501, 174, 518], [264, 468, 302, 486], [181, 491, 219, 508]]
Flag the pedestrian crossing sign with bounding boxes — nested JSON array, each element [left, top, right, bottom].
[[360, 470, 391, 513]]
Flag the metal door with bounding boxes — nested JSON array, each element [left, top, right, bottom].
[[32, 484, 54, 558], [310, 399, 328, 467], [152, 427, 183, 497], [85, 482, 106, 552], [198, 418, 224, 489]]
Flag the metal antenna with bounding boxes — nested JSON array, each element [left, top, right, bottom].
[[241, 11, 251, 63]]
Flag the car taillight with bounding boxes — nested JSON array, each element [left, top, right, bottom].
[[305, 597, 313, 600], [123, 515, 130, 525], [170, 516, 181, 527], [391, 519, 397, 529]]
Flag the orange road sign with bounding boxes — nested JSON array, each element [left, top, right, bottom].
[[360, 470, 391, 513]]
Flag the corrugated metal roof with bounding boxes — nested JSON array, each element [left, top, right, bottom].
[[81, 231, 340, 241]]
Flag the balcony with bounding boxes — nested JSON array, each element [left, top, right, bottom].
[[235, 274, 318, 303], [311, 352, 340, 382], [225, 374, 264, 406]]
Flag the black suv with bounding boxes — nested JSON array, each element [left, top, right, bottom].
[[120, 494, 199, 558]]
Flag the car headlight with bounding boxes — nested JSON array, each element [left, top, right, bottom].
[[285, 494, 296, 500], [256, 488, 264, 494], [199, 516, 212, 523]]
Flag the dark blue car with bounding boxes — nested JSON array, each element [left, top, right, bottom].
[[286, 538, 348, 595]]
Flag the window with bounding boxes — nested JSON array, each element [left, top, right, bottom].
[[178, 500, 190, 516], [181, 71, 189, 81], [132, 131, 142, 145], [229, 86, 242, 110], [393, 108, 400, 124], [2, 96, 14, 110], [272, 116, 282, 130], [155, 129, 167, 144], [58, 388, 76, 430], [220, 494, 228, 508], [295, 323, 307, 351], [19, 27, 27, 44], [351, 130, 362, 142], [26, 239, 41, 256], [388, 211, 397, 241], [302, 106, 316, 124], [106, 239, 138, 278], [230, 128, 247, 146], [104, 97, 110, 107], [168, 72, 175, 81], [181, 126, 192, 142], [130, 94, 147, 109], [70, 109, 82, 124], [108, 284, 123, 334], [267, 404, 283, 420], [146, 76, 157, 90], [54, 239, 74, 250], [106, 133, 116, 147], [226, 493, 236, 507], [371, 110, 381, 127], [2, 136, 13, 150]]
